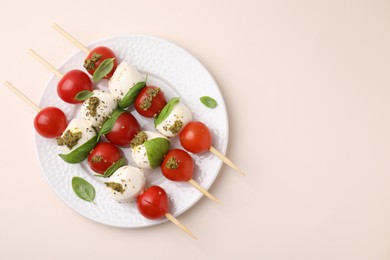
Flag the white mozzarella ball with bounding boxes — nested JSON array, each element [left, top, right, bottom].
[[57, 118, 96, 154], [105, 166, 146, 203], [155, 103, 192, 137], [80, 90, 117, 128], [131, 131, 169, 169], [108, 61, 144, 101]]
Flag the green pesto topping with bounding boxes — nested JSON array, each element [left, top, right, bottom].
[[130, 131, 148, 148], [140, 87, 160, 111], [105, 182, 125, 194], [87, 96, 100, 117], [91, 155, 102, 163], [168, 120, 183, 134], [165, 157, 179, 169], [57, 130, 82, 150], [84, 53, 102, 70]]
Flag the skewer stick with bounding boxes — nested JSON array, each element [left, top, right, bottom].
[[165, 213, 197, 240], [52, 23, 90, 54], [28, 49, 63, 79], [188, 179, 220, 204], [209, 146, 246, 176], [4, 81, 40, 112]]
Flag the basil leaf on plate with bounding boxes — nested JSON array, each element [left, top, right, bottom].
[[98, 109, 126, 139], [75, 90, 94, 101], [59, 136, 98, 164], [144, 138, 170, 168], [200, 96, 217, 108], [92, 58, 115, 82], [118, 81, 146, 109], [72, 177, 96, 203], [154, 97, 180, 127], [95, 157, 126, 178]]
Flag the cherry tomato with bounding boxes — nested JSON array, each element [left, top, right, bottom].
[[179, 121, 212, 153], [137, 186, 169, 220], [57, 69, 92, 104], [105, 111, 140, 147], [134, 86, 167, 118], [87, 142, 122, 174], [84, 46, 117, 79], [161, 149, 194, 182], [34, 107, 67, 138]]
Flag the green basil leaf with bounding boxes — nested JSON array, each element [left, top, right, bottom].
[[96, 157, 126, 178], [59, 136, 98, 164], [200, 96, 217, 108], [92, 58, 115, 82], [118, 81, 146, 109], [144, 138, 170, 168], [98, 109, 126, 139], [154, 97, 180, 127], [71, 177, 96, 203], [75, 90, 94, 101]]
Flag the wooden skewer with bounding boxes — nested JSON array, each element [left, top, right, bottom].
[[165, 213, 197, 240], [209, 146, 246, 176], [52, 23, 90, 54], [188, 179, 220, 204], [28, 49, 63, 79], [4, 81, 40, 112]]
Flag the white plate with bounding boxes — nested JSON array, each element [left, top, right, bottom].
[[35, 35, 228, 228]]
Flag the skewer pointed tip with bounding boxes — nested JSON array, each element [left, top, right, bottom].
[[209, 146, 246, 176], [165, 213, 197, 240], [188, 179, 221, 204]]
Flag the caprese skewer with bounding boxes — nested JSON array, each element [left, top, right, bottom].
[[4, 81, 68, 138], [29, 49, 93, 104], [161, 149, 220, 203], [155, 98, 245, 176], [53, 23, 117, 79], [137, 186, 196, 239]]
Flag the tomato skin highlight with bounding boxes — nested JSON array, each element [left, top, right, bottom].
[[134, 86, 167, 118], [161, 149, 194, 182], [57, 69, 92, 104], [179, 121, 212, 153], [137, 186, 169, 220], [84, 46, 117, 79], [34, 107, 67, 138], [105, 111, 140, 147], [87, 142, 123, 174]]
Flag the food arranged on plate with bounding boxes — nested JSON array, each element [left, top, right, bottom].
[[5, 23, 245, 239]]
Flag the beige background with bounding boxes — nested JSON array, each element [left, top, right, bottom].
[[1, 0, 390, 259]]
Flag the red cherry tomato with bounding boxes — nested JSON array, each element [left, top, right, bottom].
[[34, 107, 67, 138], [105, 111, 140, 147], [161, 149, 194, 182], [137, 186, 169, 220], [84, 46, 117, 79], [57, 69, 92, 104], [134, 86, 167, 118], [179, 121, 212, 153], [87, 142, 123, 174]]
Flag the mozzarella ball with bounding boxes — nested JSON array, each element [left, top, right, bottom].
[[80, 90, 117, 128], [131, 131, 169, 169], [108, 61, 144, 101], [155, 103, 192, 137], [105, 166, 146, 203], [57, 118, 96, 154]]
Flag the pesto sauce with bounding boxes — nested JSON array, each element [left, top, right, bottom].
[[84, 53, 102, 70], [105, 182, 125, 194], [140, 87, 160, 111], [130, 131, 148, 148], [87, 96, 100, 117], [56, 130, 82, 150], [168, 120, 183, 134]]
